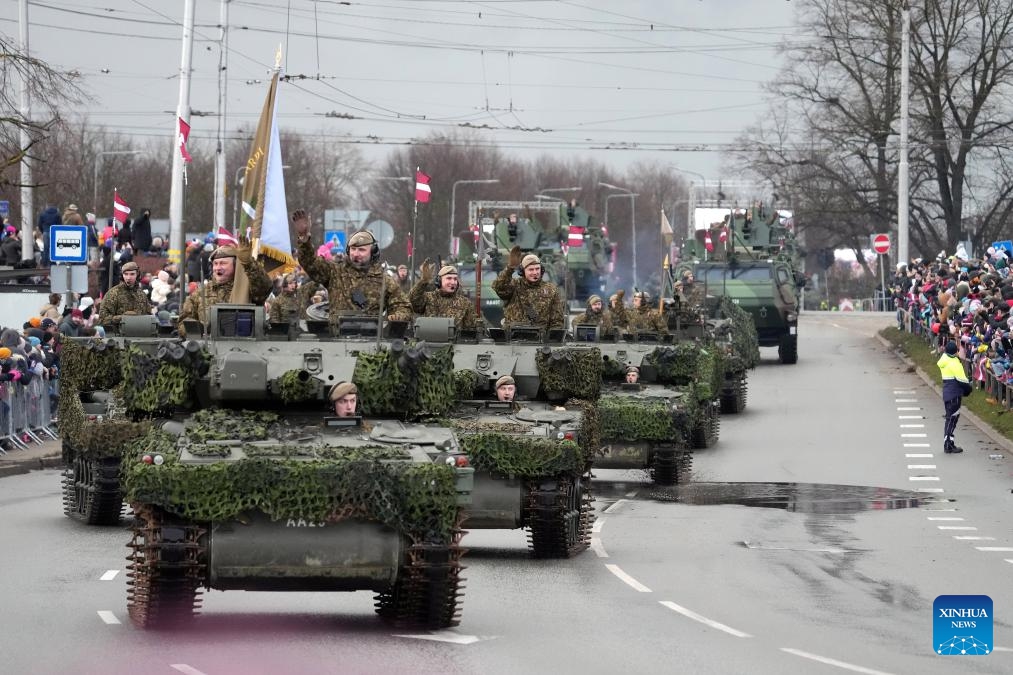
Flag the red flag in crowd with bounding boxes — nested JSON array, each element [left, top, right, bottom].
[[704, 229, 714, 252], [718, 227, 728, 245], [216, 225, 239, 247], [178, 116, 192, 163], [406, 232, 414, 258], [113, 190, 131, 225], [415, 170, 431, 203]]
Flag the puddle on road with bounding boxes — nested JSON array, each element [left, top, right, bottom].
[[593, 479, 935, 514]]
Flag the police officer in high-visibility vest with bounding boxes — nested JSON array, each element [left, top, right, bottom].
[[936, 340, 972, 454]]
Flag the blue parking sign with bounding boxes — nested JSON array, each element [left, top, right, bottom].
[[49, 225, 88, 263]]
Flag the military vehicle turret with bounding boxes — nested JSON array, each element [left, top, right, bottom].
[[683, 203, 805, 364], [120, 307, 474, 629]]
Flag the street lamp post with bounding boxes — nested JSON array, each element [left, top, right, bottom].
[[535, 186, 581, 203], [93, 150, 145, 214], [600, 182, 640, 288], [450, 178, 499, 250], [666, 166, 706, 239]]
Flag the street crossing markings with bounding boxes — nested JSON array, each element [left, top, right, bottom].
[[97, 611, 120, 625], [924, 506, 956, 510], [954, 536, 995, 541], [1005, 559, 1013, 563], [780, 648, 896, 675], [908, 476, 940, 481], [99, 570, 119, 581], [976, 547, 1013, 552], [893, 390, 915, 394], [899, 424, 925, 428], [896, 407, 921, 411], [901, 433, 927, 437], [898, 415, 924, 419], [659, 601, 752, 638], [903, 443, 931, 447], [171, 666, 210, 675], [895, 399, 918, 403], [927, 517, 964, 521], [590, 537, 608, 558], [908, 464, 936, 469], [937, 526, 977, 531], [605, 564, 652, 593], [916, 488, 945, 493], [905, 453, 933, 457]]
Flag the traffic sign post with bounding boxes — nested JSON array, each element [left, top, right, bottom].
[[870, 233, 890, 311], [49, 225, 89, 264], [871, 233, 891, 255]]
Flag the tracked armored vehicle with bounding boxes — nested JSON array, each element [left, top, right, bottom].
[[121, 307, 473, 629], [706, 296, 760, 413]]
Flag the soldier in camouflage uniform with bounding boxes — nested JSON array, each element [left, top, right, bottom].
[[296, 276, 322, 319], [177, 239, 273, 334], [409, 261, 477, 331], [609, 289, 629, 330], [492, 247, 565, 331], [291, 209, 412, 324], [269, 274, 300, 324], [100, 260, 151, 325], [626, 290, 668, 335], [675, 270, 705, 309], [396, 265, 411, 294], [572, 294, 614, 337]]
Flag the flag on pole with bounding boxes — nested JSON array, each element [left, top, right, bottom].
[[216, 225, 239, 247], [113, 190, 131, 225], [660, 209, 674, 242], [407, 232, 414, 258], [415, 170, 431, 203], [178, 116, 192, 163], [568, 224, 585, 247], [719, 226, 728, 244], [704, 229, 714, 252]]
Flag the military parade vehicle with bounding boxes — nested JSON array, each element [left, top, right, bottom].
[[107, 306, 474, 629], [683, 203, 805, 364], [706, 296, 760, 413]]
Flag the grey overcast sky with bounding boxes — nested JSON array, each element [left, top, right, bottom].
[[7, 0, 805, 180]]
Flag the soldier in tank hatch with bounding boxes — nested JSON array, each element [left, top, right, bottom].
[[176, 238, 273, 335], [626, 290, 668, 335], [408, 260, 477, 332], [269, 273, 300, 325], [330, 381, 359, 418], [291, 209, 412, 325], [495, 375, 516, 402], [573, 294, 614, 337], [625, 366, 640, 384], [100, 261, 152, 326], [492, 246, 564, 331]]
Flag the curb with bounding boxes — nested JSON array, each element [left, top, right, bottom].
[[0, 455, 64, 479], [876, 333, 1013, 455]]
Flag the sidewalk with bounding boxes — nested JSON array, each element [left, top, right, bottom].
[[0, 437, 63, 479]]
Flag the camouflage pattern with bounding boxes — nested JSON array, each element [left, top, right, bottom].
[[176, 259, 273, 332], [296, 279, 322, 319], [408, 281, 478, 331], [297, 239, 412, 322], [100, 282, 151, 323], [572, 307, 614, 336], [269, 290, 300, 324], [491, 267, 565, 330], [679, 281, 706, 309], [626, 306, 668, 335], [610, 300, 630, 330]]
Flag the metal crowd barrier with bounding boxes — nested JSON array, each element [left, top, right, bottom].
[[0, 378, 58, 455]]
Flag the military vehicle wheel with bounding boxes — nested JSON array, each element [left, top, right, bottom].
[[127, 506, 207, 629], [719, 377, 747, 414], [376, 533, 466, 629], [651, 447, 692, 486], [62, 455, 124, 525], [778, 335, 798, 364], [526, 475, 593, 558], [690, 402, 720, 449]]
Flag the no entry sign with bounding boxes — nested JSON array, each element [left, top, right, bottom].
[[871, 233, 890, 255]]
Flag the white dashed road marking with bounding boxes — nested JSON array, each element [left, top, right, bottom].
[[903, 443, 931, 447], [605, 564, 651, 592], [780, 648, 896, 675], [901, 433, 927, 438], [591, 519, 604, 533], [954, 536, 995, 541], [99, 570, 119, 581], [896, 407, 921, 411], [659, 601, 752, 638], [937, 526, 977, 531], [977, 547, 1013, 552], [905, 453, 932, 457], [895, 399, 918, 403], [898, 415, 924, 419], [909, 476, 940, 481], [907, 464, 936, 469], [927, 517, 964, 521], [590, 537, 608, 558], [97, 611, 120, 625], [171, 666, 210, 675]]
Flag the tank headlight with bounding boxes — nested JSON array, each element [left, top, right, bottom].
[[786, 312, 798, 323], [445, 456, 457, 466], [557, 431, 565, 440], [141, 454, 153, 465], [153, 454, 165, 466], [563, 432, 575, 441]]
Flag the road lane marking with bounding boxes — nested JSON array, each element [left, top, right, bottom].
[[604, 499, 629, 514], [909, 476, 940, 481], [927, 517, 964, 521], [591, 518, 604, 533], [97, 611, 120, 625], [171, 666, 210, 675], [901, 433, 927, 438], [659, 601, 751, 638], [907, 464, 936, 469], [916, 488, 944, 493], [924, 507, 956, 510], [896, 407, 921, 411], [780, 648, 895, 675], [937, 526, 977, 531], [976, 547, 1013, 552], [905, 453, 933, 457], [893, 390, 915, 394], [605, 564, 651, 592], [895, 399, 918, 403], [903, 443, 931, 447], [1005, 559, 1013, 563], [898, 415, 924, 419], [899, 424, 925, 428], [100, 570, 119, 581], [393, 631, 494, 645], [954, 536, 995, 541], [590, 537, 608, 558]]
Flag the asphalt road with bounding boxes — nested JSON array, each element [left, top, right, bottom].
[[2, 312, 1011, 675]]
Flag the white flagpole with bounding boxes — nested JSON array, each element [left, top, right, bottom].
[[169, 0, 195, 270]]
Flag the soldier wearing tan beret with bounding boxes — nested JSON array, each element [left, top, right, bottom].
[[329, 381, 359, 417], [492, 246, 564, 331], [495, 375, 516, 402], [409, 260, 478, 331]]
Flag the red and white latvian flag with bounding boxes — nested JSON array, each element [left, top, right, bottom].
[[216, 225, 239, 247], [178, 116, 192, 163], [719, 226, 728, 245], [568, 224, 586, 247], [415, 169, 431, 203], [113, 190, 131, 225], [704, 229, 714, 252]]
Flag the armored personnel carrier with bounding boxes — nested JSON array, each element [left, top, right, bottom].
[[120, 307, 474, 629], [448, 326, 598, 557]]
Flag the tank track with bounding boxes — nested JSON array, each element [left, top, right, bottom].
[[650, 445, 693, 486], [62, 454, 124, 525], [374, 524, 467, 629], [719, 375, 748, 414], [690, 401, 721, 449], [524, 474, 594, 559], [126, 505, 207, 629]]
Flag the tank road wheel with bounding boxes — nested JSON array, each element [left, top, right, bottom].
[[778, 334, 798, 364], [651, 446, 693, 486], [719, 376, 747, 414], [62, 455, 124, 525], [690, 402, 720, 449], [525, 474, 593, 559], [126, 506, 207, 629], [376, 528, 466, 629]]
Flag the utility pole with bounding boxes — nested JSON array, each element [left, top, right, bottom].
[[213, 0, 230, 230], [19, 0, 33, 263], [168, 0, 196, 267], [898, 4, 910, 265]]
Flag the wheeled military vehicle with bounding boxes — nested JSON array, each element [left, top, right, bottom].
[[119, 307, 474, 629], [684, 204, 805, 364]]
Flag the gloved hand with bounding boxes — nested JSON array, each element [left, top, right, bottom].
[[291, 209, 311, 239], [420, 258, 436, 284], [235, 236, 253, 265], [509, 245, 522, 269]]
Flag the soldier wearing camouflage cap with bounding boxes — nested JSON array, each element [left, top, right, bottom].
[[608, 289, 630, 330], [674, 269, 705, 309], [100, 259, 152, 326], [492, 246, 564, 331], [177, 236, 273, 334], [627, 290, 668, 335], [572, 293, 615, 337], [269, 273, 300, 325], [408, 260, 477, 331], [291, 209, 412, 326]]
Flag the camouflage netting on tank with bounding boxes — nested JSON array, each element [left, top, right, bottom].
[[58, 392, 151, 461], [185, 409, 282, 443], [567, 398, 601, 461], [353, 344, 456, 416], [122, 342, 207, 415], [644, 345, 723, 402], [454, 369, 481, 400], [601, 355, 629, 382], [599, 396, 677, 442], [459, 433, 585, 478], [713, 297, 760, 371], [275, 369, 320, 404], [59, 338, 123, 392], [535, 347, 602, 400], [123, 430, 461, 544]]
